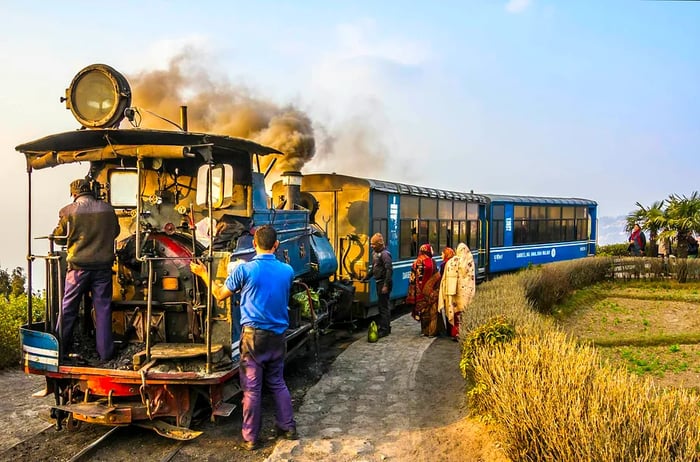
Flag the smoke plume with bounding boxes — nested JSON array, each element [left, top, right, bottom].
[[128, 51, 315, 173]]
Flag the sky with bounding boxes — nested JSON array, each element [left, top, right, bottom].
[[1, 0, 699, 282]]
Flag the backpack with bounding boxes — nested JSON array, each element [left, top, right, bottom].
[[639, 232, 646, 252]]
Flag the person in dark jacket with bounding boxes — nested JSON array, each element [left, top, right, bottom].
[[628, 224, 645, 257], [53, 179, 120, 361], [364, 233, 393, 338]]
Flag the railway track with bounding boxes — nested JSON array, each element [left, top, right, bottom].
[[0, 423, 192, 462], [1, 325, 360, 461]]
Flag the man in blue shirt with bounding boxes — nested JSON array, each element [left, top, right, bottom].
[[190, 225, 297, 451]]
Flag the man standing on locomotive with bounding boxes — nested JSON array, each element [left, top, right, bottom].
[[54, 178, 120, 362], [190, 225, 298, 451], [364, 233, 393, 338]]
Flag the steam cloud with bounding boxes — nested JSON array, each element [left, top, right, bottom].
[[129, 52, 315, 173]]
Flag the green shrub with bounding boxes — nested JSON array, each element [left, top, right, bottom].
[[0, 293, 43, 369], [520, 258, 611, 314], [460, 315, 515, 380], [598, 243, 632, 256]]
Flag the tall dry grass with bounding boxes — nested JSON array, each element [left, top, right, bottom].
[[461, 258, 700, 461]]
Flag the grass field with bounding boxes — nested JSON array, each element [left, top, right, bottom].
[[554, 281, 700, 390]]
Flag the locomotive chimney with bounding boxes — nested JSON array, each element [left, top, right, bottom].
[[180, 106, 188, 132], [281, 171, 302, 211]]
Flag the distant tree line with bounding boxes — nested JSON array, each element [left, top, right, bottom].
[[0, 266, 25, 299]]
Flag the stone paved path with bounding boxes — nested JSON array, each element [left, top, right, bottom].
[[266, 313, 451, 462]]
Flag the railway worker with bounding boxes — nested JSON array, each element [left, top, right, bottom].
[[363, 233, 393, 338], [438, 243, 476, 340], [54, 178, 120, 362], [190, 225, 298, 451]]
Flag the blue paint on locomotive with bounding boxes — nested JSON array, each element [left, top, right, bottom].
[[310, 232, 339, 277], [20, 324, 59, 372]]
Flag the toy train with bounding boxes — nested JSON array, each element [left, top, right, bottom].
[[16, 64, 597, 438]]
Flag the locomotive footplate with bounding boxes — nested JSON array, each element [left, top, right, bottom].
[[52, 402, 132, 425], [133, 343, 227, 369]]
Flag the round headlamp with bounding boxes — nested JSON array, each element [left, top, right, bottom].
[[65, 64, 131, 128]]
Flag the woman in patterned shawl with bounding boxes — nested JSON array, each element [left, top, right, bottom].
[[406, 244, 435, 323], [438, 243, 476, 339]]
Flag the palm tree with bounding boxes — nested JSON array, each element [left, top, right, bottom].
[[626, 201, 665, 257], [660, 192, 700, 282]]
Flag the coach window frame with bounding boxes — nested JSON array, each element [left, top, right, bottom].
[[491, 204, 505, 247], [371, 191, 389, 245], [399, 195, 419, 259]]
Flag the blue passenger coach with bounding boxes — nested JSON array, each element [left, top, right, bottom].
[[485, 195, 597, 274]]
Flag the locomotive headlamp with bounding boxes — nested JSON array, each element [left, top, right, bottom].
[[64, 64, 131, 128]]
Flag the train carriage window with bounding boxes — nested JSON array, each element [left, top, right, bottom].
[[418, 220, 428, 251], [452, 223, 460, 251], [468, 221, 479, 250], [531, 206, 546, 219], [546, 206, 561, 219], [400, 196, 419, 259], [109, 169, 138, 207], [454, 202, 466, 220], [492, 205, 504, 247], [439, 221, 452, 250], [514, 206, 528, 220], [536, 220, 548, 243], [371, 192, 388, 246], [428, 221, 438, 253], [400, 220, 418, 259], [421, 198, 437, 220], [438, 200, 452, 220], [575, 207, 588, 240], [372, 192, 388, 218], [467, 203, 479, 220], [514, 219, 528, 245], [563, 218, 575, 241]]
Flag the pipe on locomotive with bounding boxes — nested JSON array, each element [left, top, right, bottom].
[[281, 171, 302, 210]]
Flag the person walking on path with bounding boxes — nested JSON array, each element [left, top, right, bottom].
[[190, 225, 298, 451], [438, 243, 476, 339], [364, 233, 393, 338], [53, 178, 120, 362]]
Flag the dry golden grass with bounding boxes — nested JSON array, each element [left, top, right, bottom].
[[462, 259, 700, 461]]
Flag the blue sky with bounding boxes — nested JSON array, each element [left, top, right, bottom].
[[1, 0, 699, 276]]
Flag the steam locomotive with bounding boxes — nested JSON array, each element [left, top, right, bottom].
[[16, 64, 597, 438]]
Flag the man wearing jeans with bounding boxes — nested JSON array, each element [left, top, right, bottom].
[[54, 178, 120, 361], [190, 225, 297, 451]]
